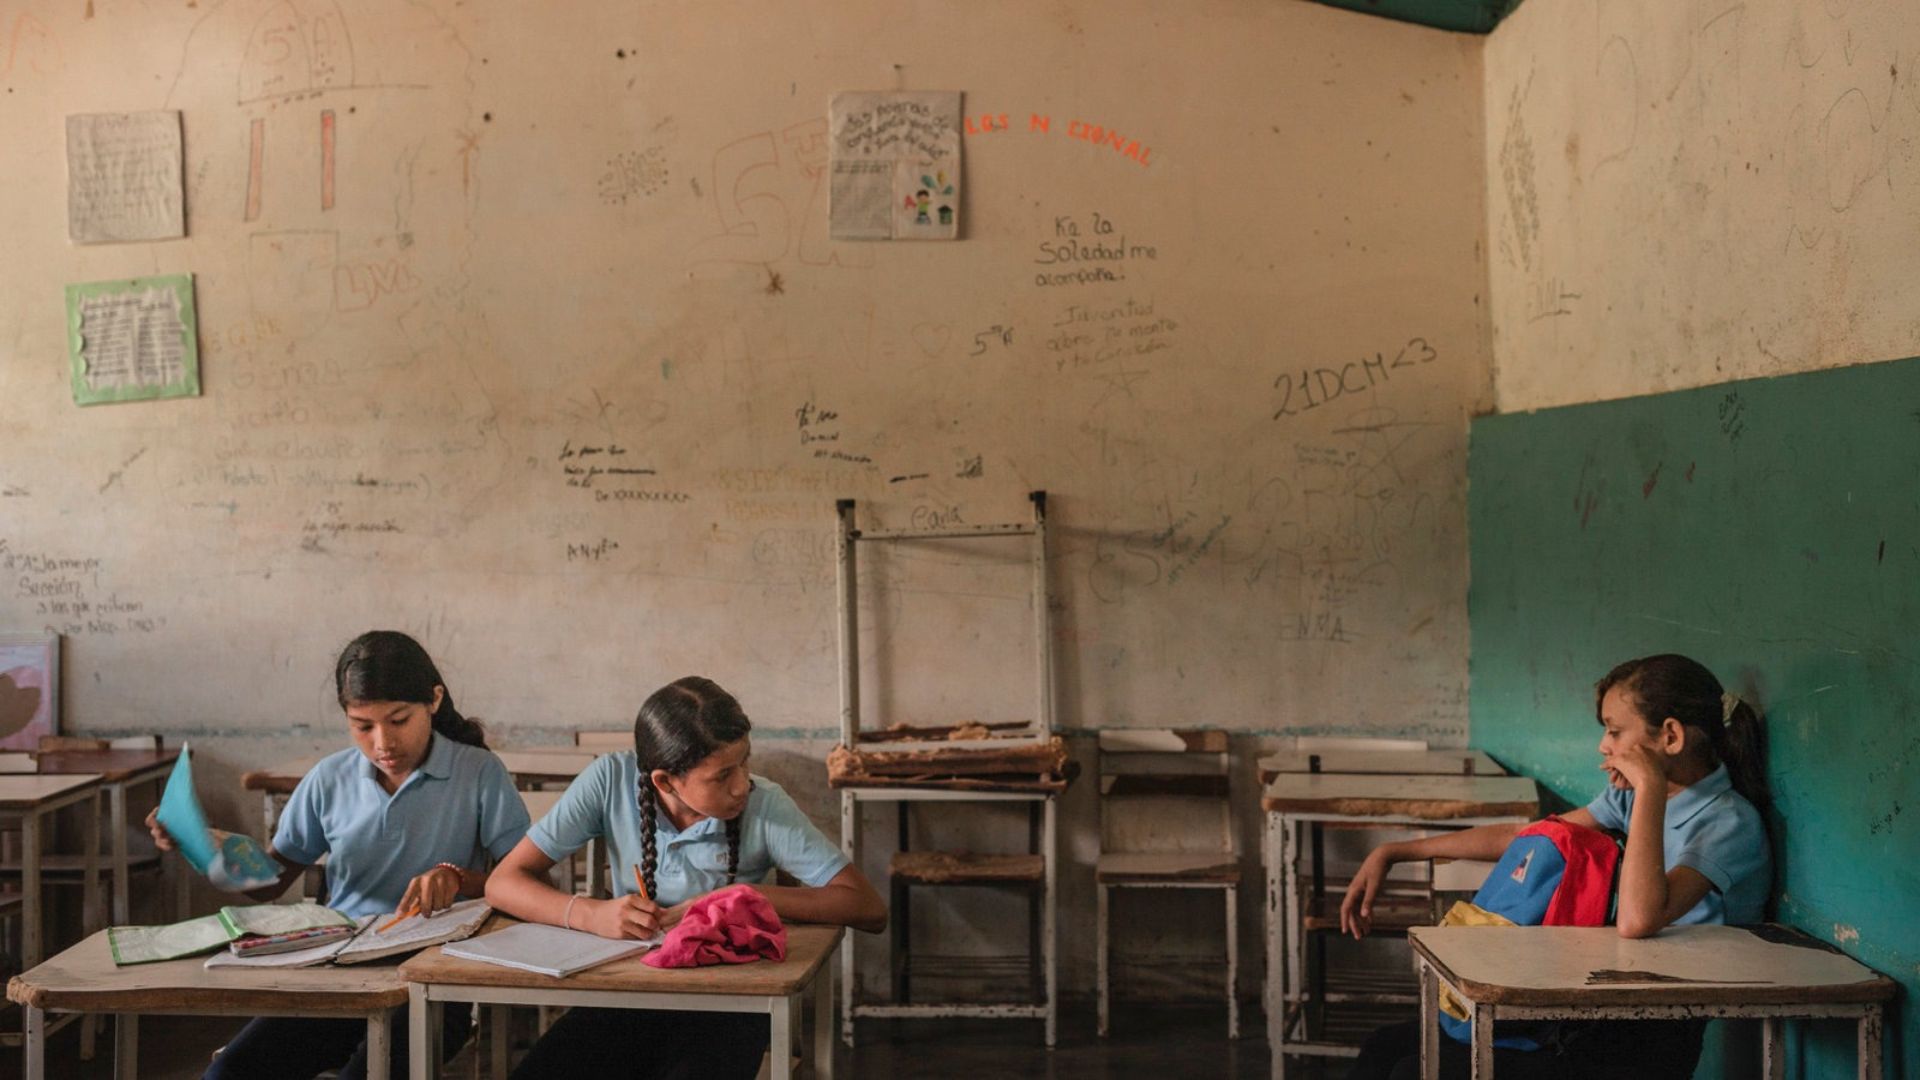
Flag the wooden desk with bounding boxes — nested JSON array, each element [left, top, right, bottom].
[[6, 926, 409, 1080], [1257, 749, 1505, 785], [34, 747, 180, 924], [1409, 924, 1897, 1079], [400, 919, 842, 1080], [1261, 773, 1539, 1078], [0, 774, 103, 970]]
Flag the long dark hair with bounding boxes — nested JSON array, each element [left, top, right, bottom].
[[634, 676, 751, 900], [334, 630, 488, 749], [1594, 654, 1767, 809]]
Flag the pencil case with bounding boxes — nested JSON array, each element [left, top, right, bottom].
[[229, 924, 356, 957]]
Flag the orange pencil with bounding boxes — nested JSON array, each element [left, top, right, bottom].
[[378, 904, 419, 933], [632, 863, 649, 902]]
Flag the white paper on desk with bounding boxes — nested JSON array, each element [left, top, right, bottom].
[[67, 111, 185, 244], [829, 91, 961, 240], [335, 898, 490, 964], [441, 923, 656, 978], [205, 915, 377, 969]]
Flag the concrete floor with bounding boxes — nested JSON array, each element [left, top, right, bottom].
[[0, 1002, 1352, 1079]]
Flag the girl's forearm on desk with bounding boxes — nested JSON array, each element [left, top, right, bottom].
[[751, 868, 887, 933]]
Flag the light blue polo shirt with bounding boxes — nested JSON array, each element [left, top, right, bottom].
[[274, 735, 531, 917], [527, 751, 848, 907], [1585, 763, 1770, 925]]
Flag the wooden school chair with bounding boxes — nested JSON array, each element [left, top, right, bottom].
[[572, 730, 629, 752], [1095, 729, 1240, 1038], [887, 843, 1048, 1011], [33, 736, 108, 753]]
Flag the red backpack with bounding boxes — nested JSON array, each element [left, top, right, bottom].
[[1437, 816, 1622, 1048]]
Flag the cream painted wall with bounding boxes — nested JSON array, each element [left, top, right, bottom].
[[0, 0, 1486, 997], [1485, 0, 1920, 409]]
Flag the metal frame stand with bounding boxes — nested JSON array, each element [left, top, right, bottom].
[[833, 493, 1060, 1048]]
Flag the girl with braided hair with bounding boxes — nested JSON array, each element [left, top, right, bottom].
[[487, 675, 886, 1078]]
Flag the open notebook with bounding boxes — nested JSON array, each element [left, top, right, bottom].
[[440, 923, 657, 978], [109, 901, 351, 966], [204, 899, 492, 969]]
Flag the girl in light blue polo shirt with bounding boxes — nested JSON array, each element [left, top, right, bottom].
[[487, 675, 887, 1079], [149, 630, 530, 1080], [1343, 654, 1771, 1080]]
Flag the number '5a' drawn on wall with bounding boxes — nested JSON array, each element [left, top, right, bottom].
[[688, 118, 873, 273]]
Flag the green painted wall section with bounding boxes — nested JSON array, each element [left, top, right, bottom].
[[1306, 0, 1525, 34], [1468, 357, 1919, 1078]]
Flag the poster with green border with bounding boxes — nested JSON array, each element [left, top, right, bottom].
[[65, 274, 200, 406]]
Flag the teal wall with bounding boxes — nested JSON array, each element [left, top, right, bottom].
[[1468, 357, 1918, 1078]]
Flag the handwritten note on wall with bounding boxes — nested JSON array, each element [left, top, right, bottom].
[[66, 275, 201, 406], [829, 91, 962, 241], [66, 111, 185, 244]]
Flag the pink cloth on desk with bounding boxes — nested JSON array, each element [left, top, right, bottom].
[[643, 884, 788, 968]]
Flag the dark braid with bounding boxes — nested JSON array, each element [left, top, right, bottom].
[[725, 816, 741, 884], [633, 676, 754, 898], [638, 778, 661, 901]]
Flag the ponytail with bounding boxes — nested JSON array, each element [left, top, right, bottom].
[[430, 694, 490, 750], [1713, 698, 1769, 811], [334, 630, 488, 749]]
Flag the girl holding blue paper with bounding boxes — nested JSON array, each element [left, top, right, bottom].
[[147, 630, 530, 1080]]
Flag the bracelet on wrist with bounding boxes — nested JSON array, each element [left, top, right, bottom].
[[433, 862, 466, 890]]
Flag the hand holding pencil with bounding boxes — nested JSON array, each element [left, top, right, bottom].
[[576, 864, 663, 940], [387, 863, 464, 931]]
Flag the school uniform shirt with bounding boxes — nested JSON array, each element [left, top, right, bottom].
[[1584, 763, 1770, 925], [527, 751, 849, 906], [273, 734, 531, 918]]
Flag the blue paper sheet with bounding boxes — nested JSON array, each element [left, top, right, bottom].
[[156, 743, 280, 890]]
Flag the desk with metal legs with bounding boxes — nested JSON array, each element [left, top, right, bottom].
[[1409, 924, 1896, 1079]]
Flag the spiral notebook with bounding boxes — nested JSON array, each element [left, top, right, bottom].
[[440, 923, 655, 978]]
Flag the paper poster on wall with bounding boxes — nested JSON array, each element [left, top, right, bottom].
[[66, 275, 202, 406], [829, 91, 962, 241], [66, 111, 185, 245], [0, 634, 59, 753]]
